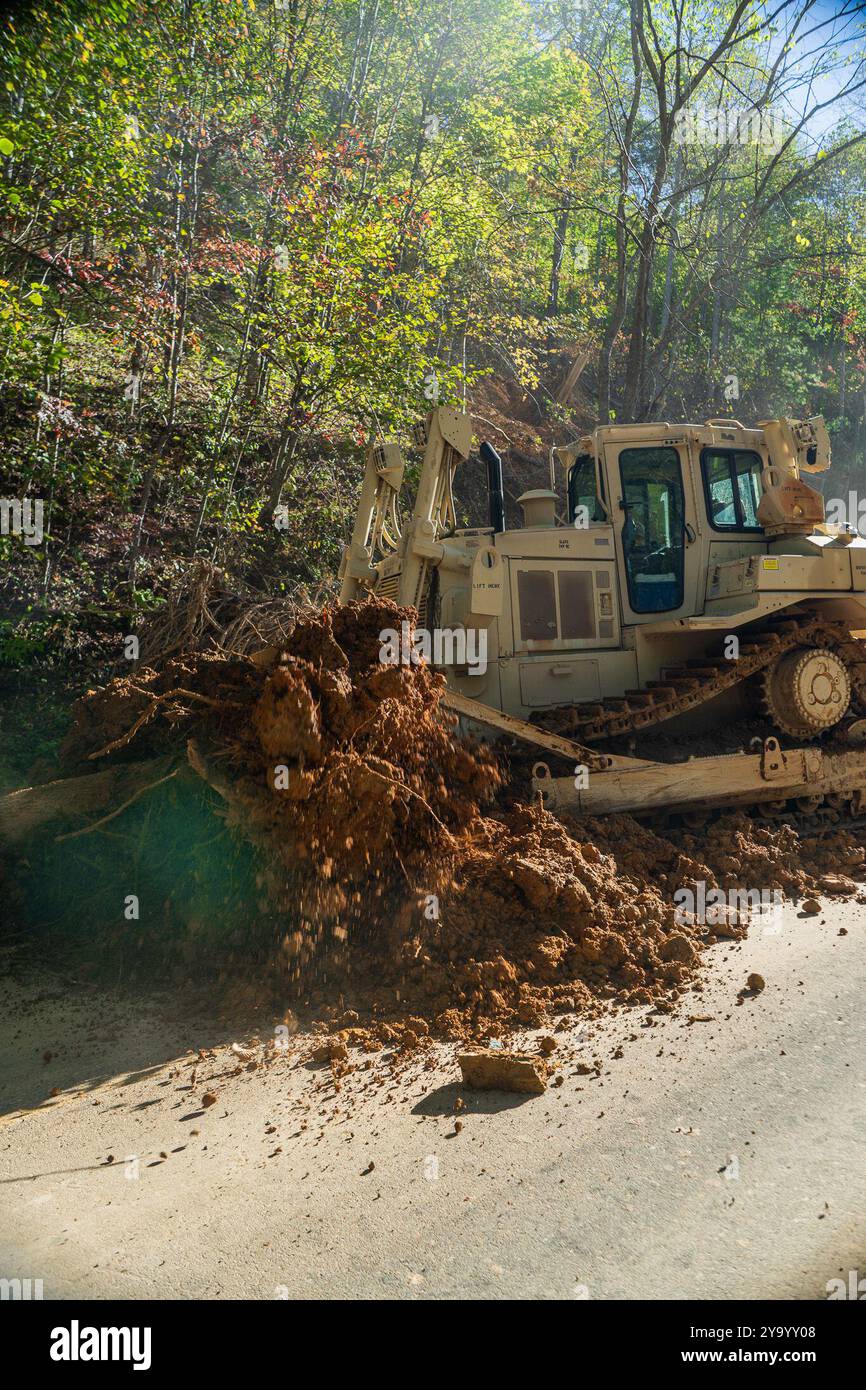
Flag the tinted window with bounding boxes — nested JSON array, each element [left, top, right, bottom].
[[618, 447, 685, 614], [702, 449, 762, 531], [568, 453, 605, 523]]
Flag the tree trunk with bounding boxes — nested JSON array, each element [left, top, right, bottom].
[[0, 757, 178, 844], [548, 207, 569, 317]]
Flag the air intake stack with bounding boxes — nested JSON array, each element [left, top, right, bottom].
[[517, 489, 558, 528]]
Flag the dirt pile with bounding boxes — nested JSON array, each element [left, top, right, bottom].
[[52, 600, 866, 1044], [311, 805, 866, 1042], [60, 601, 499, 972], [670, 816, 866, 900], [315, 805, 703, 1041]]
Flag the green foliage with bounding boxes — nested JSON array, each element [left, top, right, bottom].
[[1, 0, 866, 673], [0, 614, 58, 667]]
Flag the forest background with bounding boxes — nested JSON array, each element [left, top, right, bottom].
[[2, 0, 866, 776]]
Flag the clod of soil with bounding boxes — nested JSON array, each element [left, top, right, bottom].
[[819, 875, 856, 894], [459, 1050, 548, 1094], [311, 1039, 348, 1063]]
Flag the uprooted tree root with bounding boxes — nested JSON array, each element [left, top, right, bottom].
[[52, 600, 500, 990], [8, 598, 866, 1044]]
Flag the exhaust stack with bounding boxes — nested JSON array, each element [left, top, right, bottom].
[[479, 441, 505, 534]]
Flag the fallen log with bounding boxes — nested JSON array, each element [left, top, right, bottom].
[[0, 755, 179, 844]]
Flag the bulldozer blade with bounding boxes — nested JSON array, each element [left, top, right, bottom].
[[441, 689, 638, 771], [532, 740, 866, 818]]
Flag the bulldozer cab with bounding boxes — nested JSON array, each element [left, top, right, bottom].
[[561, 417, 833, 629]]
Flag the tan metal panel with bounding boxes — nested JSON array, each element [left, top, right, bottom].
[[519, 657, 602, 708]]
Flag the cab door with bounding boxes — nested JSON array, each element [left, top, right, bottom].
[[606, 442, 700, 624]]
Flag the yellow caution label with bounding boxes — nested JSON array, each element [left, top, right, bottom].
[[762, 558, 780, 570]]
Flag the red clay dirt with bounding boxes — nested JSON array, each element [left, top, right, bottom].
[[58, 600, 866, 1046]]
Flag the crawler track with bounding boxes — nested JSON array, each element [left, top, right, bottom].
[[535, 614, 866, 745], [634, 778, 866, 837]]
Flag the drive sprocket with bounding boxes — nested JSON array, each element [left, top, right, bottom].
[[761, 646, 851, 738]]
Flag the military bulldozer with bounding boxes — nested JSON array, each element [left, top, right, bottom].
[[339, 406, 866, 824]]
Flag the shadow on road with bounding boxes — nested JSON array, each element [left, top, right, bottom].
[[412, 1080, 537, 1116], [0, 975, 260, 1117]]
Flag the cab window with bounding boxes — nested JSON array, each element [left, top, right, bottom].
[[702, 449, 762, 531], [618, 446, 685, 614], [567, 453, 606, 523]]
